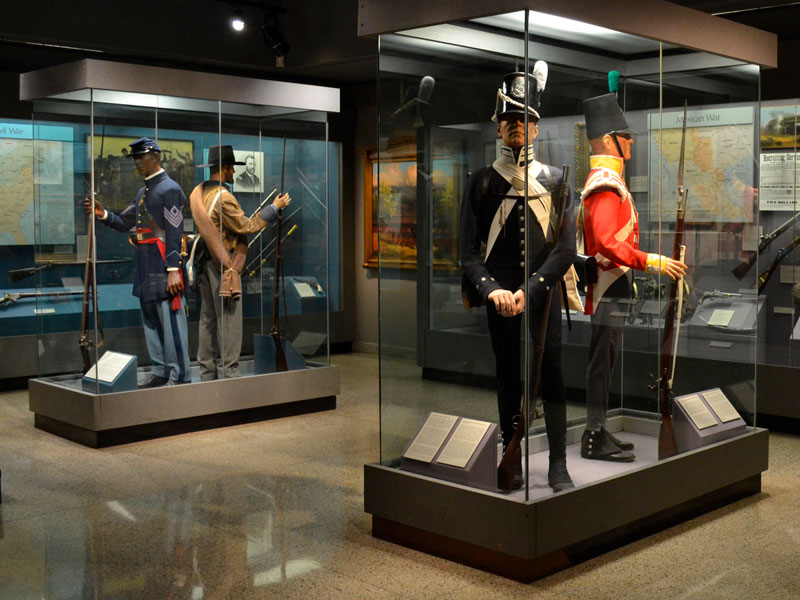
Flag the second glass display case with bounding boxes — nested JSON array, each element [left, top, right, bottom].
[[376, 9, 762, 498]]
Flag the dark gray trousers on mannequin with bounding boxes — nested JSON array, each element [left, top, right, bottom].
[[197, 261, 242, 380], [585, 274, 632, 431]]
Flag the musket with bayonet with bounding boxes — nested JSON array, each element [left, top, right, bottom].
[[1, 290, 84, 309], [80, 124, 107, 374], [732, 211, 800, 280], [651, 101, 689, 461], [247, 197, 296, 250], [9, 259, 132, 283], [757, 235, 800, 294], [79, 205, 103, 373], [249, 188, 277, 220], [270, 137, 289, 372], [243, 223, 299, 280]]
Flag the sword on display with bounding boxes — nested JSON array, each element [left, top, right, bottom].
[[653, 101, 689, 460]]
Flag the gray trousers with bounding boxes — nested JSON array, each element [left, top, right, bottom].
[[197, 261, 242, 380], [585, 275, 632, 431]]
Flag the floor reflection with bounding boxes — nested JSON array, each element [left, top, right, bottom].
[[0, 470, 351, 599]]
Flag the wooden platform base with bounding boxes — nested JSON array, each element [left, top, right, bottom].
[[365, 430, 768, 582]]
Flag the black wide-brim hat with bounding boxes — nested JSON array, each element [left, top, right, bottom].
[[583, 93, 635, 140], [129, 136, 161, 156], [197, 145, 245, 168]]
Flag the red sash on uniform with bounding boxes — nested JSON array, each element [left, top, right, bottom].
[[136, 227, 184, 311]]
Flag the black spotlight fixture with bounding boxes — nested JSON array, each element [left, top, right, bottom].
[[230, 8, 245, 32], [261, 8, 289, 67]]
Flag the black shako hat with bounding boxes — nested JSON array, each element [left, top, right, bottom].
[[197, 145, 245, 168], [128, 137, 161, 156], [583, 93, 635, 140], [492, 60, 548, 123]]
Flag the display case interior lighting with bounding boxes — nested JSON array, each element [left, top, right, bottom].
[[231, 8, 246, 32], [472, 10, 671, 54]]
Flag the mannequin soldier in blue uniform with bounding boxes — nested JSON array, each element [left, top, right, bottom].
[[86, 137, 191, 386], [459, 64, 582, 492]]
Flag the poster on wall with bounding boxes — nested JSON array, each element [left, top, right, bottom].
[[759, 152, 800, 211], [91, 135, 195, 211], [760, 104, 799, 150], [649, 106, 755, 223], [232, 150, 264, 194], [0, 123, 74, 246]]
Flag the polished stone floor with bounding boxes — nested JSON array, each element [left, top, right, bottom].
[[0, 352, 798, 599]]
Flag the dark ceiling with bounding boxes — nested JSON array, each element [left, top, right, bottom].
[[0, 0, 798, 87]]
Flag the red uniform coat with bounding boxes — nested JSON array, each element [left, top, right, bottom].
[[579, 156, 648, 314]]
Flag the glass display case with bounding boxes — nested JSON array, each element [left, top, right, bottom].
[[14, 60, 340, 444], [363, 0, 772, 581]]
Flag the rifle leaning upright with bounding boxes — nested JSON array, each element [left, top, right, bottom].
[[497, 165, 571, 492], [653, 101, 690, 460], [79, 202, 103, 373], [269, 137, 289, 372]]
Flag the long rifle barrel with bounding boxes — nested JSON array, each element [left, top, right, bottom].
[[757, 235, 800, 293], [9, 259, 132, 283], [655, 101, 689, 461]]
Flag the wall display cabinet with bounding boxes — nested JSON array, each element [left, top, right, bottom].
[[8, 60, 341, 445], [360, 0, 774, 581]]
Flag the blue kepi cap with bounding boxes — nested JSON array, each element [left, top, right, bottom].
[[128, 137, 161, 156]]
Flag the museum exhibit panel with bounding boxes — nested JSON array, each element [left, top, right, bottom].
[[5, 60, 340, 445], [361, 0, 773, 581], [753, 98, 800, 425]]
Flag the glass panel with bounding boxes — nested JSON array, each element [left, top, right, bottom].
[[376, 24, 528, 473], [653, 60, 760, 432], [26, 104, 90, 380], [377, 8, 759, 498]]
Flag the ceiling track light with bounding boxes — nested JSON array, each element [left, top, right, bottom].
[[231, 8, 245, 32], [261, 7, 290, 67]]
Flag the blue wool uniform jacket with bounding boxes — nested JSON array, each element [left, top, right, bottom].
[[102, 170, 186, 302]]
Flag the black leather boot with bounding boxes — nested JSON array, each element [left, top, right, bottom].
[[606, 428, 634, 451], [544, 401, 574, 493], [581, 428, 635, 462]]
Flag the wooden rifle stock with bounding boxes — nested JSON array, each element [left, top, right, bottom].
[[733, 211, 800, 280], [79, 217, 103, 373], [757, 235, 800, 294], [497, 165, 570, 491], [1, 290, 83, 308]]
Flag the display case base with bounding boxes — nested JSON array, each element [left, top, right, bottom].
[[29, 364, 339, 448], [365, 429, 767, 583]]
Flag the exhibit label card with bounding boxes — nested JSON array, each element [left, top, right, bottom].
[[702, 388, 741, 423], [677, 395, 718, 430], [86, 351, 133, 383], [402, 412, 458, 463], [436, 418, 491, 469], [708, 309, 735, 327]]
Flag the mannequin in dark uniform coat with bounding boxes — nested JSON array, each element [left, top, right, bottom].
[[87, 137, 191, 387], [459, 68, 577, 492]]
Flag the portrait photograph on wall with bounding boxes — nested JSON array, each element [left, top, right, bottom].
[[232, 150, 264, 194]]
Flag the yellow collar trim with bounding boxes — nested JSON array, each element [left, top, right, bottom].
[[590, 155, 624, 176]]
